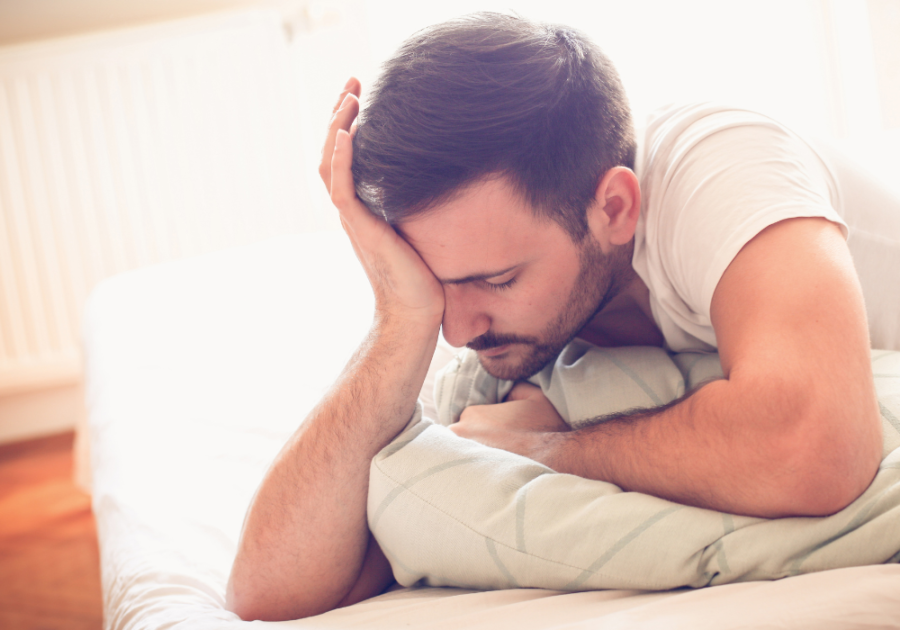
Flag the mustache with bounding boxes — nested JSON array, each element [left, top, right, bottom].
[[466, 331, 538, 351]]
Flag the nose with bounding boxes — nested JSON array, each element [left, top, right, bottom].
[[441, 285, 491, 348]]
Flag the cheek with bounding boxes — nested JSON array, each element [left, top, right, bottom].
[[493, 280, 570, 329], [526, 269, 578, 306]]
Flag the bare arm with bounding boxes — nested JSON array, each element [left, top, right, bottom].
[[226, 79, 444, 621], [453, 217, 883, 518]]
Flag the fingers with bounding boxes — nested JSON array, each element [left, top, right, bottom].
[[331, 77, 361, 115], [330, 129, 354, 203], [319, 80, 361, 190], [506, 382, 542, 402], [331, 129, 375, 232], [320, 93, 359, 189]]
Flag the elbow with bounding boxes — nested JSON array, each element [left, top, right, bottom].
[[226, 570, 296, 623], [226, 567, 340, 622], [785, 466, 875, 518], [769, 402, 882, 518], [226, 586, 303, 623], [226, 575, 262, 622]]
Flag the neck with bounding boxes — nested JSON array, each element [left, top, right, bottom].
[[577, 271, 664, 348]]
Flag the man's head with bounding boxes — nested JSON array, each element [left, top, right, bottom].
[[398, 174, 638, 381], [352, 12, 640, 379], [352, 12, 636, 241]]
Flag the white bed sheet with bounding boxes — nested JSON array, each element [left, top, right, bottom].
[[83, 230, 900, 629]]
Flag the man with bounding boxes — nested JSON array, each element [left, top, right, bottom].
[[226, 13, 882, 622]]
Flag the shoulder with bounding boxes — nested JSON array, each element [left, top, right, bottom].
[[632, 103, 846, 352], [637, 103, 838, 201], [635, 102, 844, 263]]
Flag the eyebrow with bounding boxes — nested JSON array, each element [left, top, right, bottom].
[[438, 265, 518, 286]]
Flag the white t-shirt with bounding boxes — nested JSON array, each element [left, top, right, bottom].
[[632, 103, 847, 352]]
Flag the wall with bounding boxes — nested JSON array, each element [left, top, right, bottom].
[[0, 0, 896, 444], [868, 0, 900, 130], [0, 0, 370, 443], [0, 0, 281, 46], [364, 0, 898, 139]]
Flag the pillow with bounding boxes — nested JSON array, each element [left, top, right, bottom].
[[368, 342, 900, 591]]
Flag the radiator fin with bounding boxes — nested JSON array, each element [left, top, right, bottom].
[[0, 10, 329, 395]]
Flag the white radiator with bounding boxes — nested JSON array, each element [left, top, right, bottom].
[[0, 9, 331, 397]]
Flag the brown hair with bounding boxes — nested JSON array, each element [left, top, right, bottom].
[[352, 12, 636, 241]]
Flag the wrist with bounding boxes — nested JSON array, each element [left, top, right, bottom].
[[320, 319, 438, 450], [372, 308, 442, 344], [362, 313, 441, 386], [543, 430, 591, 478]]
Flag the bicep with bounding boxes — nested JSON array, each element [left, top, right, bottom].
[[710, 216, 881, 510], [711, 216, 868, 380]]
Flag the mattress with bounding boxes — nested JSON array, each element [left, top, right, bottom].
[[82, 230, 900, 629]]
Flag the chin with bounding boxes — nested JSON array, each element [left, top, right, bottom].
[[476, 344, 560, 381]]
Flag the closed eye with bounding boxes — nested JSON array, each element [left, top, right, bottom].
[[483, 276, 518, 292]]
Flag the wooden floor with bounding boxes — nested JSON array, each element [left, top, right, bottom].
[[0, 432, 103, 630]]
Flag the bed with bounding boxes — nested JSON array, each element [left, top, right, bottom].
[[79, 227, 900, 629], [80, 134, 900, 628]]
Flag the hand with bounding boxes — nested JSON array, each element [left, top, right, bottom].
[[319, 79, 444, 330], [449, 382, 570, 468]]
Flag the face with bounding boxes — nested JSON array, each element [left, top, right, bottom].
[[399, 176, 628, 380]]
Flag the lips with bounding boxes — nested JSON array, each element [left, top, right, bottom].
[[477, 344, 511, 358]]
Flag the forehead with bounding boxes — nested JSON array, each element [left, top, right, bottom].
[[398, 177, 573, 280]]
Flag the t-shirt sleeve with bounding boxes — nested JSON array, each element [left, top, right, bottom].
[[635, 107, 845, 351]]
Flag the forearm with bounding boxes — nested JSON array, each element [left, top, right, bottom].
[[226, 74, 451, 621], [549, 372, 880, 518], [226, 319, 438, 621]]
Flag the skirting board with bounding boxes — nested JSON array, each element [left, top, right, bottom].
[[0, 383, 84, 446]]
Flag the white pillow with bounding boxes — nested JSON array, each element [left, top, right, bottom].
[[369, 344, 900, 591]]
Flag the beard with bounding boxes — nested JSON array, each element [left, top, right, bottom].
[[467, 236, 630, 381]]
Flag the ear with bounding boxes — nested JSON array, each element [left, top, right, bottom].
[[586, 167, 641, 247]]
